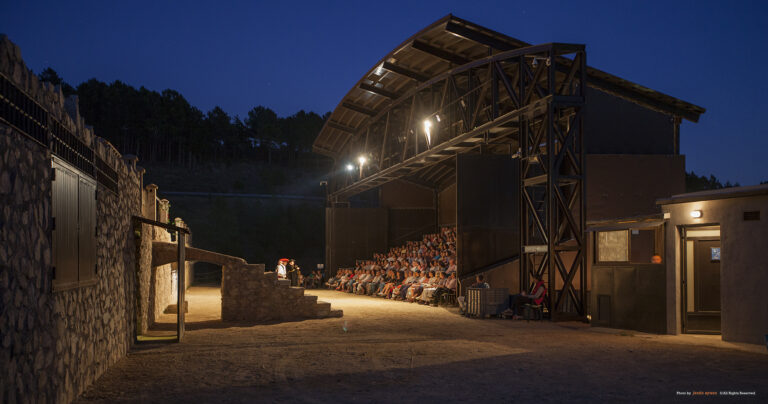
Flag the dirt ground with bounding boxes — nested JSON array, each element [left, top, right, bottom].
[[77, 286, 766, 403]]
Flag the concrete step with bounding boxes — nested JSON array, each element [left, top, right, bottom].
[[164, 301, 188, 314], [303, 295, 318, 304], [315, 301, 331, 317], [328, 309, 343, 318], [277, 279, 291, 288]]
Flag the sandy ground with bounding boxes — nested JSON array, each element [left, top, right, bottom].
[[77, 286, 766, 403]]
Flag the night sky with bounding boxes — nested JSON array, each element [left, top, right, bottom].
[[2, 0, 766, 185]]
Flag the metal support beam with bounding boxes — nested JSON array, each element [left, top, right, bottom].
[[326, 120, 357, 134], [359, 83, 400, 99], [411, 40, 470, 65], [445, 21, 517, 51], [341, 101, 377, 116], [382, 62, 429, 82], [177, 232, 186, 342]]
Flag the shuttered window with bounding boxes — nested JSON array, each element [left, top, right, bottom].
[[52, 157, 97, 290]]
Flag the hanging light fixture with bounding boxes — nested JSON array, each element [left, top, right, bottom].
[[423, 119, 432, 148]]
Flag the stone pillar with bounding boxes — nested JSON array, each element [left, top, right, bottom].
[[158, 199, 170, 224], [143, 184, 158, 221]]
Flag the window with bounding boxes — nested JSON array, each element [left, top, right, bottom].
[[52, 157, 97, 290], [597, 230, 629, 263]]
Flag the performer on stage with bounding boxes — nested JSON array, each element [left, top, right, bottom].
[[288, 259, 300, 286], [276, 258, 288, 279]]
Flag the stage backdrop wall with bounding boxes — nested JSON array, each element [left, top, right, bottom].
[[325, 207, 387, 275], [380, 179, 436, 247], [456, 154, 520, 279]]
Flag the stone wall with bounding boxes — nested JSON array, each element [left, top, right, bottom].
[[221, 264, 340, 322], [0, 35, 143, 403]]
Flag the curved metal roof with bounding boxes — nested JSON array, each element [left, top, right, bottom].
[[313, 14, 705, 158]]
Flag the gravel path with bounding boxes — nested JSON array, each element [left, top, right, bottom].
[[77, 287, 766, 403]]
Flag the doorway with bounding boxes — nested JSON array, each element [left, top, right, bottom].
[[681, 225, 721, 334]]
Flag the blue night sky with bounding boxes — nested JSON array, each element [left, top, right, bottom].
[[1, 0, 766, 185]]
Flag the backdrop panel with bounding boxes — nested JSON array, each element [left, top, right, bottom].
[[456, 154, 520, 278], [325, 207, 388, 276]]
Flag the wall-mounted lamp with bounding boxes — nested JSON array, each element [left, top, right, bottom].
[[690, 210, 702, 218]]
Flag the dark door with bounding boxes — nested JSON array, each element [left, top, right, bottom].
[[683, 238, 721, 333], [694, 240, 720, 312]]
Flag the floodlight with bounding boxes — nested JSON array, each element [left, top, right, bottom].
[[690, 210, 702, 218], [346, 164, 354, 172], [358, 156, 367, 165], [423, 119, 432, 147]]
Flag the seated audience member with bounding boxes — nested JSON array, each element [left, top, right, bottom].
[[348, 269, 368, 293], [469, 275, 489, 288], [337, 270, 354, 291], [367, 270, 386, 295], [509, 276, 547, 319], [399, 270, 423, 300], [392, 271, 416, 300], [432, 272, 457, 304], [302, 271, 313, 288], [404, 270, 426, 301], [445, 258, 457, 274], [326, 270, 343, 289], [359, 270, 380, 294], [380, 271, 402, 298], [419, 271, 445, 304]]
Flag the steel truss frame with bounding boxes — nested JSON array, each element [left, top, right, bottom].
[[330, 43, 584, 201], [330, 43, 587, 319], [518, 49, 587, 320]]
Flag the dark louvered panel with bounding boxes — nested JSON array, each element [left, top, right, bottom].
[[78, 178, 97, 282], [50, 119, 95, 178], [52, 164, 80, 290], [95, 154, 119, 195], [0, 73, 49, 145]]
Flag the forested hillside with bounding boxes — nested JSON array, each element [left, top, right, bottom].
[[38, 68, 330, 169], [37, 68, 332, 277]]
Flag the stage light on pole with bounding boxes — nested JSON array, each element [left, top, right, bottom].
[[423, 119, 432, 148], [345, 163, 354, 172]]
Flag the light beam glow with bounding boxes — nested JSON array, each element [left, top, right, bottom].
[[423, 119, 432, 147]]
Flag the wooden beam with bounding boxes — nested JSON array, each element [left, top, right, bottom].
[[411, 40, 470, 65], [359, 83, 400, 99], [326, 120, 357, 134], [381, 62, 429, 82], [341, 101, 376, 116]]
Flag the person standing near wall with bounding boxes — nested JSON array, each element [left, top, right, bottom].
[[276, 259, 288, 279], [288, 259, 299, 286]]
